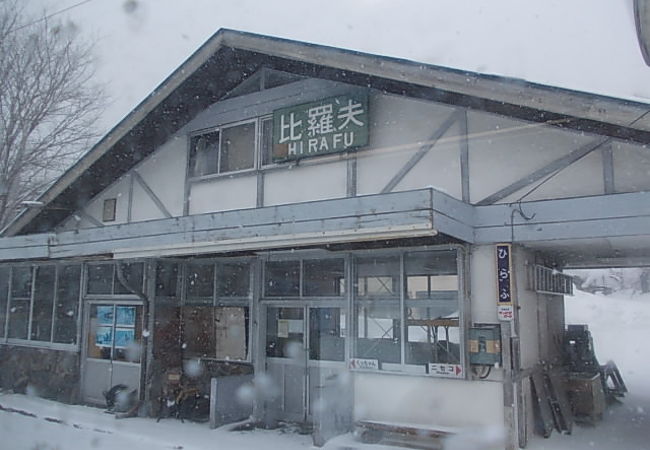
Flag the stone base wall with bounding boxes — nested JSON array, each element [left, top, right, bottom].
[[0, 345, 80, 403]]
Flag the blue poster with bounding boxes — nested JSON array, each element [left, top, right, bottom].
[[114, 328, 135, 348], [116, 306, 136, 326], [97, 306, 114, 325], [95, 326, 113, 347]]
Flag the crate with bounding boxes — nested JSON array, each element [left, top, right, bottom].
[[566, 372, 606, 423]]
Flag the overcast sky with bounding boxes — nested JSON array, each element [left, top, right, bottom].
[[29, 0, 650, 133]]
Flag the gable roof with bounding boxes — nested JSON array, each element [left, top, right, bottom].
[[5, 28, 650, 237]]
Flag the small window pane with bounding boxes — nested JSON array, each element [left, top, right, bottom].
[[114, 262, 144, 294], [87, 264, 113, 295], [261, 118, 274, 165], [354, 301, 401, 364], [190, 131, 219, 177], [405, 251, 458, 300], [215, 306, 249, 360], [87, 305, 114, 360], [11, 266, 32, 298], [186, 263, 214, 303], [216, 262, 250, 297], [406, 309, 460, 365], [264, 261, 300, 297], [266, 307, 304, 358], [182, 305, 215, 358], [220, 122, 255, 172], [54, 265, 81, 344], [102, 198, 117, 222], [355, 256, 399, 298], [0, 267, 9, 338], [113, 306, 143, 363], [309, 307, 345, 361], [31, 265, 55, 341], [304, 259, 345, 297], [8, 299, 30, 339], [155, 261, 179, 297]]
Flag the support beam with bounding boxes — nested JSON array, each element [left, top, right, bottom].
[[256, 171, 265, 208], [127, 173, 134, 223], [459, 109, 470, 203], [380, 110, 461, 194], [132, 170, 172, 218], [602, 144, 615, 194], [347, 153, 357, 197], [476, 136, 610, 205]]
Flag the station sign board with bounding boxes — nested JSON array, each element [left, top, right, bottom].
[[496, 243, 514, 322], [428, 363, 463, 379], [272, 93, 368, 162], [349, 358, 379, 371]]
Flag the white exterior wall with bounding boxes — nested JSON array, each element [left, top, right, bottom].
[[133, 135, 186, 217], [467, 111, 594, 204], [63, 78, 650, 230], [264, 160, 347, 206], [189, 176, 257, 214], [357, 94, 460, 197], [353, 372, 503, 429], [76, 176, 130, 227], [613, 141, 650, 193]]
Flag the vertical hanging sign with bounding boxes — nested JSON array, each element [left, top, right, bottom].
[[496, 243, 514, 322]]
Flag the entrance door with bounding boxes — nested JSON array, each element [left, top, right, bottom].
[[264, 305, 346, 423], [82, 302, 143, 405]]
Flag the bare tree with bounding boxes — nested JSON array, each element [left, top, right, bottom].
[[0, 0, 103, 229]]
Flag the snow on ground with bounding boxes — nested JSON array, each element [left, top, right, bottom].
[[1, 289, 649, 450]]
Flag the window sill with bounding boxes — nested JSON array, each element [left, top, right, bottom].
[[1, 339, 79, 352]]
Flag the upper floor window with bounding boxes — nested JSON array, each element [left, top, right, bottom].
[[189, 121, 256, 177]]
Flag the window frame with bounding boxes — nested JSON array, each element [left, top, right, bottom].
[[188, 118, 259, 181], [180, 257, 254, 363], [350, 245, 466, 376], [1, 262, 84, 351], [84, 261, 146, 299]]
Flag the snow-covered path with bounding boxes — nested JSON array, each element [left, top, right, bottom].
[[1, 290, 648, 450]]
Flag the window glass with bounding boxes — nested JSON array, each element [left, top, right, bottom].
[[304, 259, 345, 297], [113, 262, 144, 295], [182, 305, 215, 358], [54, 265, 81, 344], [87, 264, 113, 295], [31, 265, 55, 342], [186, 263, 214, 302], [8, 267, 32, 340], [261, 118, 274, 165], [405, 251, 458, 300], [215, 306, 249, 360], [113, 305, 143, 363], [406, 310, 460, 365], [11, 266, 32, 298], [355, 256, 400, 297], [0, 267, 8, 338], [309, 307, 345, 361], [8, 299, 30, 339], [266, 307, 304, 358], [404, 250, 460, 366], [216, 262, 250, 297], [354, 302, 401, 364], [87, 304, 114, 360], [155, 261, 179, 297], [264, 260, 300, 297], [189, 131, 219, 177], [220, 122, 255, 172]]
